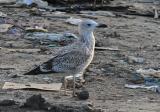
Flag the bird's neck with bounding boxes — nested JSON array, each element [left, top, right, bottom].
[[79, 30, 95, 50]]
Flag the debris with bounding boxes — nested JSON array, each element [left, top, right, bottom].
[[2, 82, 62, 91], [95, 47, 120, 51], [66, 17, 82, 25], [24, 32, 78, 43], [0, 24, 13, 33], [16, 0, 48, 8], [77, 89, 89, 100], [136, 68, 160, 78], [127, 56, 144, 64], [16, 0, 33, 5], [125, 84, 160, 93], [0, 99, 16, 106], [25, 26, 48, 32]]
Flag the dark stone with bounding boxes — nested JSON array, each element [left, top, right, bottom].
[[77, 90, 89, 100]]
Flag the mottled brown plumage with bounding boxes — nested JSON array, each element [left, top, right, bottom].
[[24, 19, 107, 96]]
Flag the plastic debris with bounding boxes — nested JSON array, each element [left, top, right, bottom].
[[16, 0, 48, 8], [24, 32, 78, 42], [136, 68, 160, 78], [125, 84, 160, 93], [66, 17, 82, 25], [16, 0, 33, 5]]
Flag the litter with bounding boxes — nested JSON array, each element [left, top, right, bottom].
[[16, 0, 48, 8], [2, 82, 62, 91], [136, 68, 160, 78], [125, 84, 160, 93], [16, 0, 33, 5], [24, 32, 78, 42]]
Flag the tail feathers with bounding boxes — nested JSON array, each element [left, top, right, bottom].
[[24, 66, 43, 75], [24, 66, 57, 75]]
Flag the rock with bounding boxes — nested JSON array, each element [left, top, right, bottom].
[[77, 89, 89, 100], [22, 94, 50, 110], [0, 99, 16, 106]]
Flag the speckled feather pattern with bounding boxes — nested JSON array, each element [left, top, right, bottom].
[[24, 20, 97, 75]]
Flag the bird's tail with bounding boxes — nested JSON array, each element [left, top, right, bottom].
[[23, 66, 43, 75], [23, 66, 57, 75]]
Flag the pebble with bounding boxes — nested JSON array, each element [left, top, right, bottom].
[[77, 89, 89, 100]]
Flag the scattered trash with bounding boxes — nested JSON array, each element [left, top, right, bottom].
[[127, 56, 144, 64], [24, 32, 78, 44], [2, 82, 62, 91], [126, 68, 160, 93], [25, 26, 48, 32], [16, 0, 48, 8], [16, 0, 33, 5], [66, 17, 82, 25], [0, 99, 16, 106], [125, 84, 160, 93], [0, 24, 13, 33], [136, 68, 160, 78]]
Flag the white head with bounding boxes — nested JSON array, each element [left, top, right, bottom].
[[78, 19, 107, 33]]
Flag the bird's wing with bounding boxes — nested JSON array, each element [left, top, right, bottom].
[[40, 49, 89, 73]]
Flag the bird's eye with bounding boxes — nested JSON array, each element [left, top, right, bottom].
[[87, 24, 91, 27]]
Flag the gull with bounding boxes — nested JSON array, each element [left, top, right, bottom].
[[24, 19, 107, 96]]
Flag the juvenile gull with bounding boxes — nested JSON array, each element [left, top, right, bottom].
[[24, 19, 107, 96]]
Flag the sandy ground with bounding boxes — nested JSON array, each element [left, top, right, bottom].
[[1, 2, 160, 112]]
